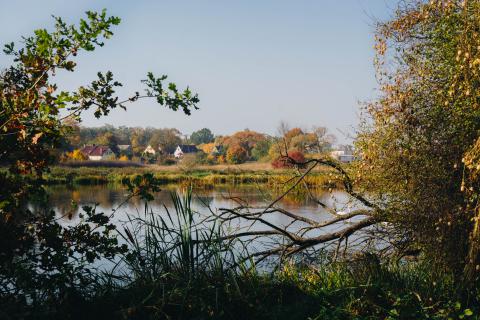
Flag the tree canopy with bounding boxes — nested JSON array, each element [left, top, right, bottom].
[[0, 9, 199, 306], [355, 0, 480, 282], [189, 128, 214, 145]]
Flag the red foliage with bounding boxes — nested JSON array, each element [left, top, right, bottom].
[[271, 150, 306, 169]]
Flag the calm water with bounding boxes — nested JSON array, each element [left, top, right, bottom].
[[38, 184, 365, 252]]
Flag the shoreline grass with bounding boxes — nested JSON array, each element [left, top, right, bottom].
[[44, 165, 339, 188]]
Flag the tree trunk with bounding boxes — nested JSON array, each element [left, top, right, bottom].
[[464, 208, 480, 286]]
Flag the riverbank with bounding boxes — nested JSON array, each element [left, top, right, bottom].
[[44, 164, 339, 188]]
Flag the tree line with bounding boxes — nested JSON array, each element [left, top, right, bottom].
[[60, 123, 339, 165]]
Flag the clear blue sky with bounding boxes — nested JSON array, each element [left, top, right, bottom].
[[0, 0, 397, 142]]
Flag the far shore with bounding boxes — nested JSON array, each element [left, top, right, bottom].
[[44, 161, 338, 187]]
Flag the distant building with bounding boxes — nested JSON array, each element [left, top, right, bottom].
[[330, 148, 355, 163], [117, 144, 132, 158], [81, 145, 115, 161], [174, 145, 198, 158], [117, 144, 133, 157], [143, 145, 156, 156], [118, 144, 132, 152]]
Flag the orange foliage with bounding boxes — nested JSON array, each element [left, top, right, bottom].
[[198, 142, 215, 154], [226, 144, 248, 164]]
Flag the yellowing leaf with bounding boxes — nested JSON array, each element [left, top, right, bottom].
[[32, 132, 43, 144]]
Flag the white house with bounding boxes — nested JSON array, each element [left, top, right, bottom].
[[174, 145, 198, 158], [330, 149, 355, 163], [143, 145, 156, 156]]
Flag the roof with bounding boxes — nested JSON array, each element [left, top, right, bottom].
[[177, 145, 198, 153], [81, 145, 112, 157], [143, 145, 156, 153], [118, 144, 131, 150]]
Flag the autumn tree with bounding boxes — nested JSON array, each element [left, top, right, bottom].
[[220, 130, 266, 159], [214, 2, 480, 293], [67, 149, 88, 161], [226, 144, 248, 164], [290, 133, 319, 153], [355, 0, 480, 283], [148, 128, 182, 154], [271, 150, 306, 169], [284, 127, 304, 146], [198, 142, 215, 154]]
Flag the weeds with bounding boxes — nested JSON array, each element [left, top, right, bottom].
[[4, 178, 478, 319], [82, 189, 479, 319]]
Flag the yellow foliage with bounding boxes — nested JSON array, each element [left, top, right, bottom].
[[217, 155, 226, 164], [198, 142, 215, 154], [268, 143, 283, 160], [67, 149, 87, 161], [118, 155, 129, 161]]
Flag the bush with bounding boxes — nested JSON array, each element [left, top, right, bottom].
[[65, 149, 88, 161], [272, 150, 306, 169], [194, 151, 209, 164], [141, 153, 157, 164], [226, 145, 248, 164], [157, 154, 177, 165]]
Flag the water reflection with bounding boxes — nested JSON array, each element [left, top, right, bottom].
[[44, 184, 351, 225], [41, 187, 356, 245], [39, 184, 367, 257]]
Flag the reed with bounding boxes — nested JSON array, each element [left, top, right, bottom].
[[9, 186, 476, 319], [80, 190, 476, 320]]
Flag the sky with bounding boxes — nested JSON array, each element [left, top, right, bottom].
[[0, 0, 398, 143]]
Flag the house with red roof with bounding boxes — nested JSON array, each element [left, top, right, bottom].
[[80, 145, 115, 161]]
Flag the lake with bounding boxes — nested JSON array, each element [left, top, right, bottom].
[[38, 184, 365, 256]]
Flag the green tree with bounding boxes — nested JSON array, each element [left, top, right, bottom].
[[251, 139, 272, 161], [190, 128, 214, 145], [0, 9, 198, 308], [93, 131, 119, 154]]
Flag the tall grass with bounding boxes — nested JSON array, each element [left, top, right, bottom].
[[78, 190, 478, 320], [121, 187, 235, 283], [15, 186, 477, 319]]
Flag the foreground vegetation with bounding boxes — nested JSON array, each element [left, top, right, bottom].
[[3, 190, 478, 320]]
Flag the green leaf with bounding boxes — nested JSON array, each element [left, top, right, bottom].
[[464, 309, 473, 316]]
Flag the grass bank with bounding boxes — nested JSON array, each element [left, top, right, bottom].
[[45, 164, 338, 188], [81, 259, 474, 320]]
